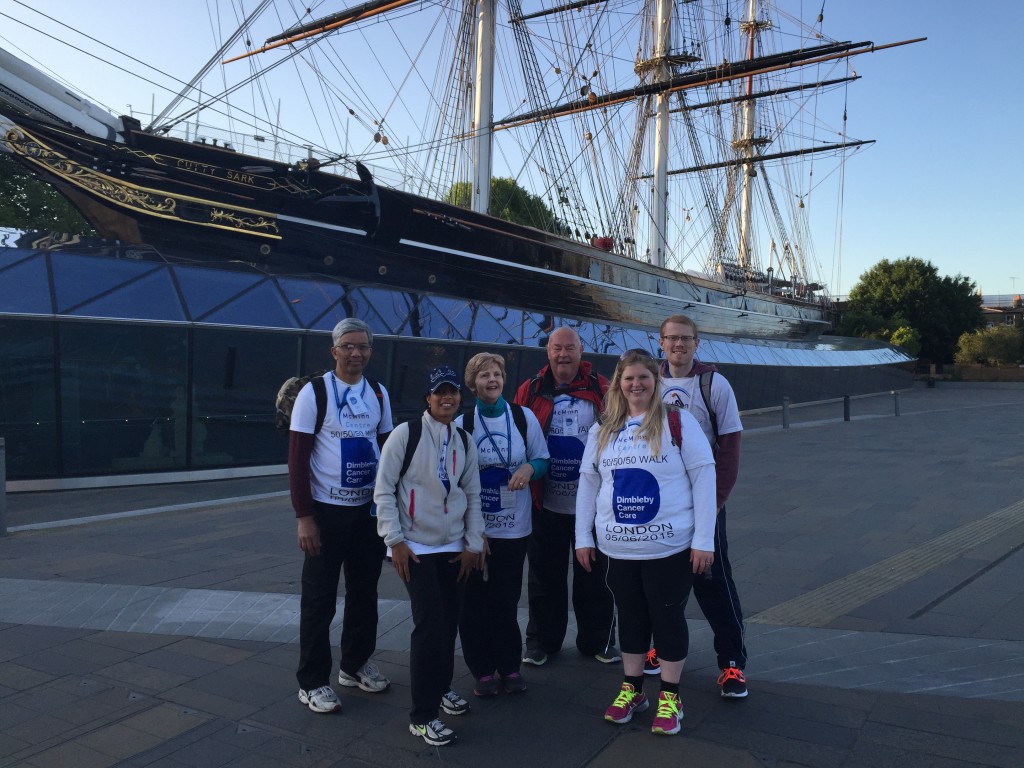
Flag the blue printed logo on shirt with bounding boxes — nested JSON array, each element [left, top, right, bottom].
[[612, 468, 660, 524]]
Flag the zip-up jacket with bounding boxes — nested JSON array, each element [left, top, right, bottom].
[[513, 360, 608, 510], [374, 410, 483, 552]]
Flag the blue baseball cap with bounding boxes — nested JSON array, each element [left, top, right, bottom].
[[426, 365, 460, 393]]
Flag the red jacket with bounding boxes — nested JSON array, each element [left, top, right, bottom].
[[513, 360, 609, 510]]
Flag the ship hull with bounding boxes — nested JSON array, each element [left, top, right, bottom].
[[2, 116, 829, 341]]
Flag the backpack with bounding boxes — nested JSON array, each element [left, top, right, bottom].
[[667, 405, 683, 448], [462, 402, 528, 446], [398, 419, 470, 480], [696, 370, 719, 446], [276, 371, 384, 435]]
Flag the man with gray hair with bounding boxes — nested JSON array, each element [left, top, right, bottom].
[[289, 318, 394, 713]]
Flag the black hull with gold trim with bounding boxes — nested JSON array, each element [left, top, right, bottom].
[[2, 115, 830, 340]]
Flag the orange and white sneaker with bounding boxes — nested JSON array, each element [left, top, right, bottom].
[[651, 690, 682, 735], [604, 682, 649, 724], [718, 664, 748, 698], [643, 647, 661, 675]]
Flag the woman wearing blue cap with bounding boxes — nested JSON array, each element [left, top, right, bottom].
[[374, 365, 484, 746]]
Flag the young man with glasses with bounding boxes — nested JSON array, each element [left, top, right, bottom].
[[513, 326, 619, 667], [656, 314, 749, 699], [289, 318, 394, 713]]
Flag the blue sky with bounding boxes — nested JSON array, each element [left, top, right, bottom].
[[3, 1, 1021, 298]]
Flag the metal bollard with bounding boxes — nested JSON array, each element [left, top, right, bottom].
[[0, 437, 6, 537], [843, 395, 851, 422], [893, 390, 901, 417], [782, 396, 790, 429]]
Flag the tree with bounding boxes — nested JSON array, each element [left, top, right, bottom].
[[955, 326, 1023, 366], [837, 257, 984, 363], [445, 177, 563, 232], [890, 326, 922, 357], [0, 153, 92, 234]]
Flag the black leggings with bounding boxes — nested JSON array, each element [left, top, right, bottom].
[[605, 550, 694, 662]]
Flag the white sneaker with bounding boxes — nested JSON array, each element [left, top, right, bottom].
[[338, 661, 390, 693], [440, 689, 471, 716], [409, 718, 456, 746], [298, 685, 341, 713]]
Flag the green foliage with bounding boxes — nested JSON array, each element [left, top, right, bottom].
[[0, 153, 93, 234], [446, 177, 562, 232], [955, 325, 1023, 366], [889, 326, 921, 357], [838, 257, 984, 363]]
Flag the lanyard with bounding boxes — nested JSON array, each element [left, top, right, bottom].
[[477, 406, 513, 470], [329, 375, 366, 420], [438, 425, 453, 510]]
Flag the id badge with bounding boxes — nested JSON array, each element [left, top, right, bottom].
[[500, 487, 516, 508], [346, 391, 369, 416]]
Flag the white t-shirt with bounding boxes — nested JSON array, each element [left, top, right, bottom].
[[543, 395, 599, 514], [576, 411, 716, 559], [291, 372, 393, 506], [457, 405, 549, 539], [660, 370, 743, 447]]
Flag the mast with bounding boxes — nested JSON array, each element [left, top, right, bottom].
[[735, 0, 770, 271], [472, 0, 496, 214], [649, 0, 673, 267]]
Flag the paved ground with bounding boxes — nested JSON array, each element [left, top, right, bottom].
[[2, 381, 1023, 767]]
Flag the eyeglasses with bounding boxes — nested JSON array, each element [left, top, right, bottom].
[[335, 343, 372, 353], [660, 334, 696, 344], [619, 348, 653, 361]]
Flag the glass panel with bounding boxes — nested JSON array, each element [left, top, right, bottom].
[[173, 265, 262, 320], [74, 267, 186, 322], [348, 286, 410, 334], [59, 322, 189, 475], [463, 305, 513, 343], [518, 313, 552, 346], [0, 319, 58, 479], [621, 328, 653, 354], [0, 247, 37, 268], [405, 296, 468, 340], [191, 328, 298, 467], [0, 251, 52, 314], [276, 277, 347, 328], [486, 305, 526, 345], [201, 278, 299, 329], [51, 252, 157, 313], [385, 339, 467, 423]]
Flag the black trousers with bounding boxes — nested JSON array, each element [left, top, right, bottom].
[[459, 536, 529, 678], [692, 505, 747, 669], [525, 506, 616, 657], [296, 501, 385, 690], [405, 552, 462, 724], [606, 549, 694, 661]]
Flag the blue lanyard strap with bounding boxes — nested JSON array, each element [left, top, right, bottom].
[[329, 375, 366, 420], [478, 406, 513, 470]]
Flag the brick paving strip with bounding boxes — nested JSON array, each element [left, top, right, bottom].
[[749, 498, 1024, 627]]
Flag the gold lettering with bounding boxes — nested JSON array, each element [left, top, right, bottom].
[[227, 171, 256, 184]]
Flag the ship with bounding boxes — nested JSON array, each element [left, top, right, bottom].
[[0, 1, 925, 341]]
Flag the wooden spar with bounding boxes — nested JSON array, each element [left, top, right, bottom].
[[669, 76, 859, 115], [494, 37, 926, 131], [222, 0, 421, 64], [635, 139, 875, 179], [512, 0, 607, 23]]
